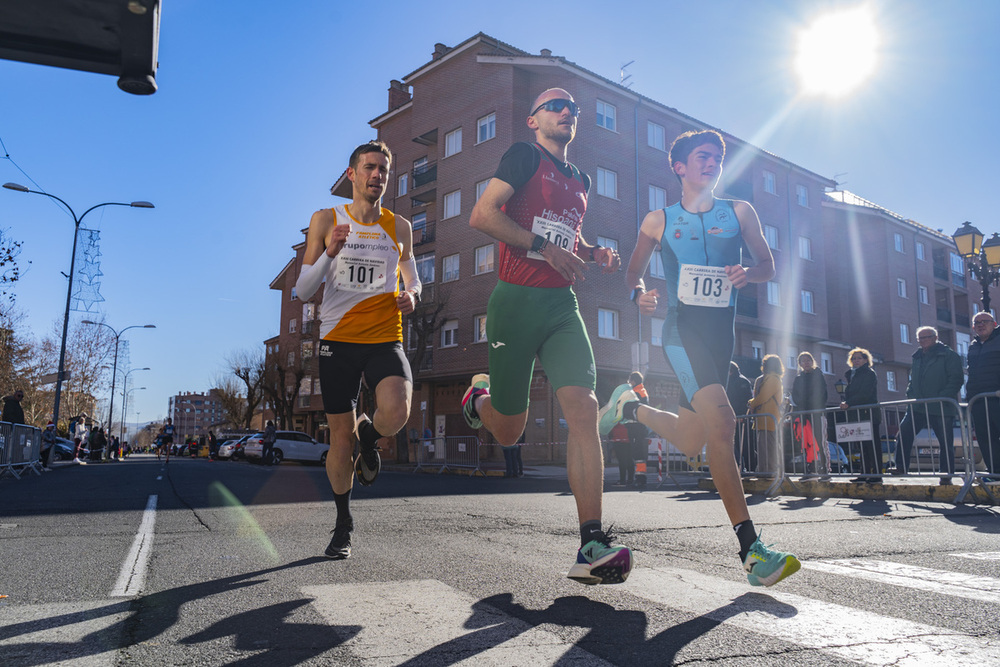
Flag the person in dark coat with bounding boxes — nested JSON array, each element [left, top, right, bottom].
[[1, 389, 25, 424], [839, 348, 882, 483], [895, 326, 963, 482], [967, 313, 1000, 475], [726, 362, 754, 472], [791, 352, 829, 479]]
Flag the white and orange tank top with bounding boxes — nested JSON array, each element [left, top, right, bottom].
[[319, 204, 402, 343]]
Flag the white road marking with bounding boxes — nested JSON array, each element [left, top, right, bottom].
[[110, 494, 157, 597], [804, 558, 1000, 603], [951, 551, 1000, 561], [304, 579, 612, 666], [629, 565, 1000, 666]]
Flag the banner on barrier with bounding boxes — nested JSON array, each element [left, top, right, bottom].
[[836, 421, 873, 442]]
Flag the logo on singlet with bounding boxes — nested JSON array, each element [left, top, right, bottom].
[[491, 341, 506, 349]]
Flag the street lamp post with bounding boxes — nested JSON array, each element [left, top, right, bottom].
[[2, 183, 153, 450], [121, 385, 146, 453], [120, 367, 150, 445], [81, 321, 155, 456], [952, 221, 1000, 315]]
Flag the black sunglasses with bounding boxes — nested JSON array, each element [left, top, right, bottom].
[[531, 98, 580, 117]]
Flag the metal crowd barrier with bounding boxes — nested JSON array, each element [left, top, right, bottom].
[[414, 435, 484, 475], [0, 421, 43, 480], [962, 392, 1000, 503]]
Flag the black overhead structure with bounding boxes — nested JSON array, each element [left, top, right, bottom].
[[0, 0, 160, 95]]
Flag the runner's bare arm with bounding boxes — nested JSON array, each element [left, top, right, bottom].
[[626, 209, 665, 314], [470, 177, 587, 283], [395, 215, 418, 315]]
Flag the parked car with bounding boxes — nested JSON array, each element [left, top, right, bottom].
[[910, 427, 984, 472], [217, 434, 251, 461], [243, 430, 328, 465], [51, 437, 85, 461]]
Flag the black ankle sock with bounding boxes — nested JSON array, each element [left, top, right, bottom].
[[334, 490, 353, 529], [734, 519, 757, 560], [357, 417, 383, 449], [580, 520, 603, 546], [622, 401, 640, 422]]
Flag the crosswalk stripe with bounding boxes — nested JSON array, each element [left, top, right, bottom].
[[629, 565, 1000, 666], [304, 580, 612, 666], [803, 559, 1000, 603]]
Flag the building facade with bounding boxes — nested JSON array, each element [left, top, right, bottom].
[[267, 33, 975, 456], [168, 390, 225, 441]]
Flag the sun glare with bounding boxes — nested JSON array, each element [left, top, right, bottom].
[[795, 7, 879, 97]]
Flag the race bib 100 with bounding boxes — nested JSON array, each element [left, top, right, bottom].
[[677, 264, 732, 307]]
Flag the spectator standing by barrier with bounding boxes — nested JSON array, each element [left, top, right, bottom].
[[748, 355, 784, 475], [2, 389, 25, 424], [840, 348, 882, 483], [726, 361, 755, 472], [896, 326, 963, 483], [967, 313, 1000, 476], [40, 421, 56, 470], [608, 422, 632, 486], [626, 372, 650, 487], [791, 352, 829, 480]]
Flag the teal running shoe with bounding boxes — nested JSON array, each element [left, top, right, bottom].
[[598, 384, 638, 437], [567, 529, 633, 585], [743, 532, 800, 587], [461, 374, 490, 429]]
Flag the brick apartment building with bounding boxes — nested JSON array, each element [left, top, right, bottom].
[[168, 390, 225, 441], [267, 33, 975, 458]]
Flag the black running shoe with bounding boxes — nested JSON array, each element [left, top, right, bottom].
[[355, 442, 381, 486], [325, 523, 353, 559]]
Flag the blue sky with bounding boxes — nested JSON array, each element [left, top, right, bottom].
[[2, 0, 997, 424]]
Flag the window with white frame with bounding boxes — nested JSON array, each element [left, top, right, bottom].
[[950, 252, 964, 275], [900, 323, 910, 344], [416, 253, 435, 284], [919, 285, 929, 304], [444, 128, 462, 157], [821, 352, 833, 374], [596, 235, 618, 252], [767, 281, 781, 306], [650, 251, 665, 279], [597, 308, 619, 339], [597, 167, 618, 198], [787, 347, 798, 371], [473, 315, 487, 343], [290, 287, 298, 300], [443, 189, 461, 219], [751, 340, 764, 359], [916, 241, 925, 260], [398, 172, 408, 197], [475, 244, 494, 274], [441, 319, 458, 348], [764, 225, 779, 249], [596, 100, 616, 131], [477, 112, 495, 144], [799, 236, 812, 260], [442, 253, 460, 282], [763, 170, 776, 195], [651, 317, 664, 347], [897, 278, 907, 298], [649, 184, 666, 211], [795, 184, 809, 207], [887, 370, 897, 392], [801, 290, 815, 314], [475, 179, 489, 201], [894, 232, 904, 253], [289, 318, 297, 334], [647, 121, 665, 150], [302, 302, 316, 322]]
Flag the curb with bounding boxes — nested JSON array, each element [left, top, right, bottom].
[[698, 477, 1000, 505]]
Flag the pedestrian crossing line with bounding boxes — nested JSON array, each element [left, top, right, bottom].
[[951, 552, 1000, 561], [304, 580, 612, 666], [803, 559, 1000, 604], [628, 565, 1000, 666]]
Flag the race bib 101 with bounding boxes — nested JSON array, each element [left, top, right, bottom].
[[334, 255, 389, 293]]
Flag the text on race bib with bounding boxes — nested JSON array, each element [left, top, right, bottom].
[[334, 256, 389, 293], [677, 264, 732, 307], [527, 215, 577, 261]]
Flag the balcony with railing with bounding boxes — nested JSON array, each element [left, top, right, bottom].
[[413, 161, 437, 188], [413, 220, 436, 246]]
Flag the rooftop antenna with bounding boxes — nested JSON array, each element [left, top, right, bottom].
[[620, 60, 635, 88], [831, 172, 848, 191]]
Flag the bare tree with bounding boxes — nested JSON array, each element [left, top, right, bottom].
[[0, 228, 27, 315], [224, 349, 265, 429], [211, 375, 248, 431], [261, 354, 306, 429], [406, 285, 449, 375], [35, 318, 113, 430]]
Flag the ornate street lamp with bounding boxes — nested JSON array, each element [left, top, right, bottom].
[[953, 221, 1000, 315], [3, 183, 153, 457]]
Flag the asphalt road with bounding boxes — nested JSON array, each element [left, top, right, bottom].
[[1, 454, 998, 666]]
